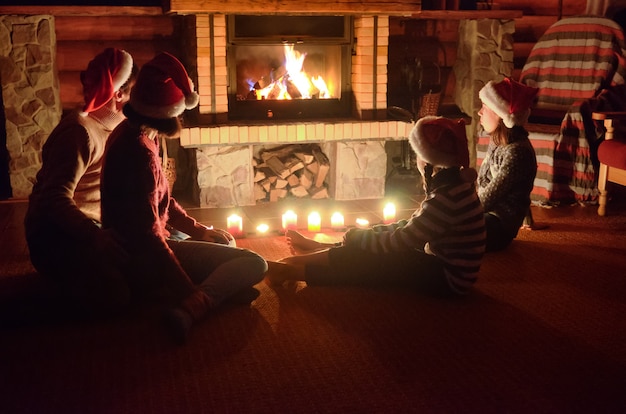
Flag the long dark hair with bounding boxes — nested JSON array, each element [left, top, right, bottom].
[[490, 121, 529, 146], [122, 104, 182, 138]]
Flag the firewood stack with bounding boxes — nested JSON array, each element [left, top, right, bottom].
[[253, 144, 330, 202]]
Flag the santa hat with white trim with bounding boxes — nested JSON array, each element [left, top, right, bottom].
[[129, 52, 199, 119], [409, 116, 470, 168], [80, 48, 133, 116], [478, 78, 538, 128]]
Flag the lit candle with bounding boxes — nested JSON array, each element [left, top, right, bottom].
[[330, 212, 344, 230], [282, 210, 298, 231], [256, 223, 269, 234], [227, 214, 243, 237], [308, 212, 321, 232], [356, 218, 369, 228], [383, 202, 396, 224], [227, 214, 242, 236]]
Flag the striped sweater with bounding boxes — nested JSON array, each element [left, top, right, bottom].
[[343, 167, 485, 294]]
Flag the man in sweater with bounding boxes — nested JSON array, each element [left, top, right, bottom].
[[25, 48, 137, 316]]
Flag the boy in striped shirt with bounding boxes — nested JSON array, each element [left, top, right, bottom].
[[267, 116, 486, 296]]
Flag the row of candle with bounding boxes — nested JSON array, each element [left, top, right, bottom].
[[225, 202, 397, 238]]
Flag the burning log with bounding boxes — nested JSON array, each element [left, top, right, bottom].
[[286, 79, 302, 99]]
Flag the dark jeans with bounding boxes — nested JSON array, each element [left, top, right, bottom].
[[166, 240, 267, 306], [305, 244, 454, 297]]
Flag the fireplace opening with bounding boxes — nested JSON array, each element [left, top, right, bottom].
[[227, 15, 353, 120]]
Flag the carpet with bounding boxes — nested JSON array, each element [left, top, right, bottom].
[[2, 202, 626, 413]]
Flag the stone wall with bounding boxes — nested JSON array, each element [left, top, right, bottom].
[[454, 18, 515, 166], [0, 15, 62, 199]]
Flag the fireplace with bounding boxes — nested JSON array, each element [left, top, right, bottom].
[[227, 15, 353, 121], [177, 12, 415, 208]]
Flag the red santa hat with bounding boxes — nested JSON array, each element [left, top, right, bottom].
[[129, 52, 199, 119], [80, 48, 133, 116], [478, 77, 539, 128], [409, 116, 470, 168]]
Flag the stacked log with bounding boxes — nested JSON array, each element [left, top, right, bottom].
[[253, 144, 330, 202]]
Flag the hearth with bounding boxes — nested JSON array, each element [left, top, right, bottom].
[[227, 15, 353, 120], [179, 13, 415, 208]]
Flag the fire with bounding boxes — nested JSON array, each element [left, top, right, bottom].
[[251, 44, 331, 100]]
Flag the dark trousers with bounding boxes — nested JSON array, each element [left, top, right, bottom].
[[305, 244, 454, 297], [484, 213, 515, 252]]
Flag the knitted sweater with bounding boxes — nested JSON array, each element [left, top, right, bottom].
[[100, 121, 211, 282], [343, 167, 486, 294], [25, 107, 125, 243], [477, 134, 537, 237]]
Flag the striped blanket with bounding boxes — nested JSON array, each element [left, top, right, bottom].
[[479, 16, 626, 204]]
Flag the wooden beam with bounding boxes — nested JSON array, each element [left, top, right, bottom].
[[0, 6, 165, 16], [54, 15, 175, 41], [166, 0, 422, 15], [412, 10, 523, 19]]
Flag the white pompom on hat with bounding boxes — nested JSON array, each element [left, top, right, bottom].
[[409, 116, 470, 168], [129, 52, 200, 119], [479, 77, 539, 128], [80, 48, 133, 116]]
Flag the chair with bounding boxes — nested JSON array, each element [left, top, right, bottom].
[[591, 111, 626, 215], [477, 16, 626, 205]]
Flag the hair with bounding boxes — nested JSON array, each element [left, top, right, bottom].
[[421, 164, 463, 193], [118, 64, 139, 94], [122, 103, 182, 138], [421, 163, 434, 193], [489, 120, 529, 146]]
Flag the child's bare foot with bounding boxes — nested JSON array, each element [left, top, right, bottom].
[[286, 229, 326, 255], [521, 222, 549, 230]]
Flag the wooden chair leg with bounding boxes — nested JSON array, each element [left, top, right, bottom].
[[597, 163, 608, 216], [598, 189, 608, 216]]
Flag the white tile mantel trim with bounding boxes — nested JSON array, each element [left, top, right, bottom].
[[179, 120, 413, 147]]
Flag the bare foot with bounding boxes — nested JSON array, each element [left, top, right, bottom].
[[521, 222, 549, 230], [286, 229, 327, 255]]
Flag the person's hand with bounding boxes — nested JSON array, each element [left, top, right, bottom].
[[200, 227, 235, 245], [93, 228, 130, 266]]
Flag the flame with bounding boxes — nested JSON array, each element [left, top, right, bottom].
[[252, 44, 331, 100]]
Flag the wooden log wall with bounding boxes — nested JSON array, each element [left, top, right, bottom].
[[0, 0, 592, 114], [52, 11, 183, 112], [387, 0, 588, 113]]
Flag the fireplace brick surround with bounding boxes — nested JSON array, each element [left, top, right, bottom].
[[180, 13, 414, 207]]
